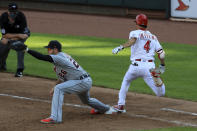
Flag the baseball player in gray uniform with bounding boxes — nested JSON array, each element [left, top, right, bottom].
[[25, 40, 116, 124]]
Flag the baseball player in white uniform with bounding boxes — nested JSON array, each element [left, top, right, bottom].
[[112, 14, 166, 113], [25, 40, 116, 123]]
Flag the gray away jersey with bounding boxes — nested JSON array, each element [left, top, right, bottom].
[[50, 52, 87, 81]]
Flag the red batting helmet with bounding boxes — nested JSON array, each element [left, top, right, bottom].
[[136, 14, 148, 27]]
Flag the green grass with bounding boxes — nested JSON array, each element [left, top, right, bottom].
[[2, 33, 197, 131], [4, 33, 197, 102], [135, 127, 197, 131]]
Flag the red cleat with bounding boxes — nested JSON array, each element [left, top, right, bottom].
[[40, 118, 57, 124], [90, 107, 117, 115], [90, 108, 100, 115], [113, 105, 126, 113]]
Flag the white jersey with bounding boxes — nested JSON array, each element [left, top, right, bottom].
[[129, 30, 162, 61], [50, 52, 87, 81]]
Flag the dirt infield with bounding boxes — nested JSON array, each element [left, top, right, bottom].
[[1, 72, 197, 131], [26, 10, 197, 45], [0, 10, 197, 131], [1, 73, 197, 131]]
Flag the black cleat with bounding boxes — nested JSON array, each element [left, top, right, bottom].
[[0, 67, 7, 72], [15, 71, 23, 77]]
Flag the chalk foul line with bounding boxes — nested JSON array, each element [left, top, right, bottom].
[[161, 108, 197, 116], [0, 93, 90, 109], [1, 93, 197, 127]]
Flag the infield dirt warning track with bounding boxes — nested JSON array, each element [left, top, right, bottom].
[[0, 73, 197, 131], [0, 9, 197, 45]]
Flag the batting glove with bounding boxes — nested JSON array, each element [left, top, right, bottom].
[[112, 45, 124, 54], [159, 64, 165, 74]]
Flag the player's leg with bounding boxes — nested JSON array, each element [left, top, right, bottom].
[[16, 50, 25, 77], [49, 78, 92, 122], [0, 50, 10, 71], [118, 65, 137, 105], [0, 39, 8, 56], [143, 68, 165, 97], [78, 91, 110, 113], [0, 39, 10, 71], [50, 83, 65, 123], [15, 40, 26, 77], [77, 77, 116, 114], [115, 64, 138, 112]]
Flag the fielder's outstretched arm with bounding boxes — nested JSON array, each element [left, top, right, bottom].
[[27, 49, 54, 63]]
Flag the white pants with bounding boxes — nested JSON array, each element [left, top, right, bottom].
[[118, 61, 165, 105]]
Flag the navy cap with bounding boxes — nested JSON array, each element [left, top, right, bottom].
[[44, 40, 62, 51], [8, 3, 18, 12]]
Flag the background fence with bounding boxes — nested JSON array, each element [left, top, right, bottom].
[[0, 0, 170, 18]]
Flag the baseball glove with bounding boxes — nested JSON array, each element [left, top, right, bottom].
[[150, 67, 163, 87], [10, 41, 27, 51]]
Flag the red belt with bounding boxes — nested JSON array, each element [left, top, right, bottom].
[[135, 59, 153, 62]]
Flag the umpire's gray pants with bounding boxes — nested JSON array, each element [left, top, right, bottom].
[[50, 77, 110, 122], [0, 40, 25, 70]]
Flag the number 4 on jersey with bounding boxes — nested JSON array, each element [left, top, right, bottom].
[[144, 40, 151, 53]]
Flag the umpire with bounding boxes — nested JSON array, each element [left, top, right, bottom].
[[0, 3, 30, 77]]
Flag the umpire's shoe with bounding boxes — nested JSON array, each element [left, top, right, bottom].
[[0, 67, 7, 72], [15, 69, 23, 77]]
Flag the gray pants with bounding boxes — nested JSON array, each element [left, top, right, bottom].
[[0, 40, 25, 71], [50, 77, 110, 122]]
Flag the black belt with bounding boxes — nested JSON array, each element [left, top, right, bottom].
[[79, 74, 90, 80], [132, 63, 138, 66]]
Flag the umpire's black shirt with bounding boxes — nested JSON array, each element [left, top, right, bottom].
[[0, 11, 29, 35]]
